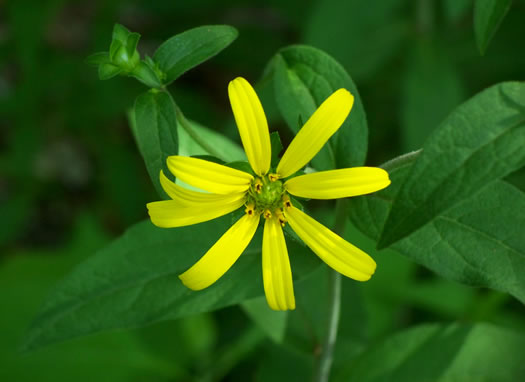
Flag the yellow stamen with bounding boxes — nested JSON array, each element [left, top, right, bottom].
[[245, 203, 255, 216], [275, 209, 287, 227], [269, 173, 280, 182], [263, 209, 272, 219], [282, 195, 292, 209], [254, 178, 263, 193]]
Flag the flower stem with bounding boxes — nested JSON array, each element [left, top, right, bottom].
[[313, 199, 347, 382], [172, 100, 226, 160]]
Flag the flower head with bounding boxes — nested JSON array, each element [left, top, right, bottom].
[[147, 77, 390, 311]]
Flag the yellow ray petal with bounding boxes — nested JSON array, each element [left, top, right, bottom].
[[167, 156, 253, 194], [285, 167, 390, 200], [147, 196, 245, 228], [262, 217, 296, 311], [179, 213, 259, 290], [276, 89, 354, 178], [228, 77, 271, 176], [160, 170, 245, 207], [284, 206, 376, 281]]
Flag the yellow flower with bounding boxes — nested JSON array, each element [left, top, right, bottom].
[[147, 77, 390, 311]]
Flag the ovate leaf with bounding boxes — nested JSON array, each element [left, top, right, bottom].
[[379, 82, 525, 248], [271, 45, 368, 170], [132, 90, 178, 199], [22, 216, 320, 351], [335, 323, 525, 382], [154, 25, 238, 85], [349, 156, 525, 303], [474, 0, 512, 55], [0, 216, 177, 381]]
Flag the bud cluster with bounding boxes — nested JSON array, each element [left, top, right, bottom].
[[86, 24, 165, 88]]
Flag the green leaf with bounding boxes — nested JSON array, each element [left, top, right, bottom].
[[271, 45, 368, 171], [22, 215, 320, 351], [177, 118, 246, 162], [98, 63, 122, 80], [379, 82, 525, 248], [0, 215, 178, 381], [474, 0, 512, 54], [335, 323, 525, 382], [241, 296, 287, 343], [153, 25, 238, 85], [132, 90, 178, 199], [349, 156, 525, 303]]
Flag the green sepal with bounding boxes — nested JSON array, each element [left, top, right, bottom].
[[98, 63, 122, 80], [85, 52, 110, 66], [131, 61, 163, 89], [125, 32, 141, 58], [109, 39, 122, 62], [112, 23, 132, 44], [144, 55, 167, 84]]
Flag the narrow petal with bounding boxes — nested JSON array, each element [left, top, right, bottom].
[[262, 217, 296, 311], [179, 213, 259, 290], [285, 167, 390, 200], [228, 77, 271, 175], [276, 89, 354, 178], [147, 196, 245, 228], [284, 206, 376, 281], [160, 170, 245, 207], [167, 156, 253, 194]]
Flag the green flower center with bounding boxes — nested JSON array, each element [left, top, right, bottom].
[[245, 175, 289, 223]]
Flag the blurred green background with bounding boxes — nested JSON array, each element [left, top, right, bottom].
[[1, 0, 525, 381]]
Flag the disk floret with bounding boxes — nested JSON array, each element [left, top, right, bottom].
[[245, 174, 289, 224]]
